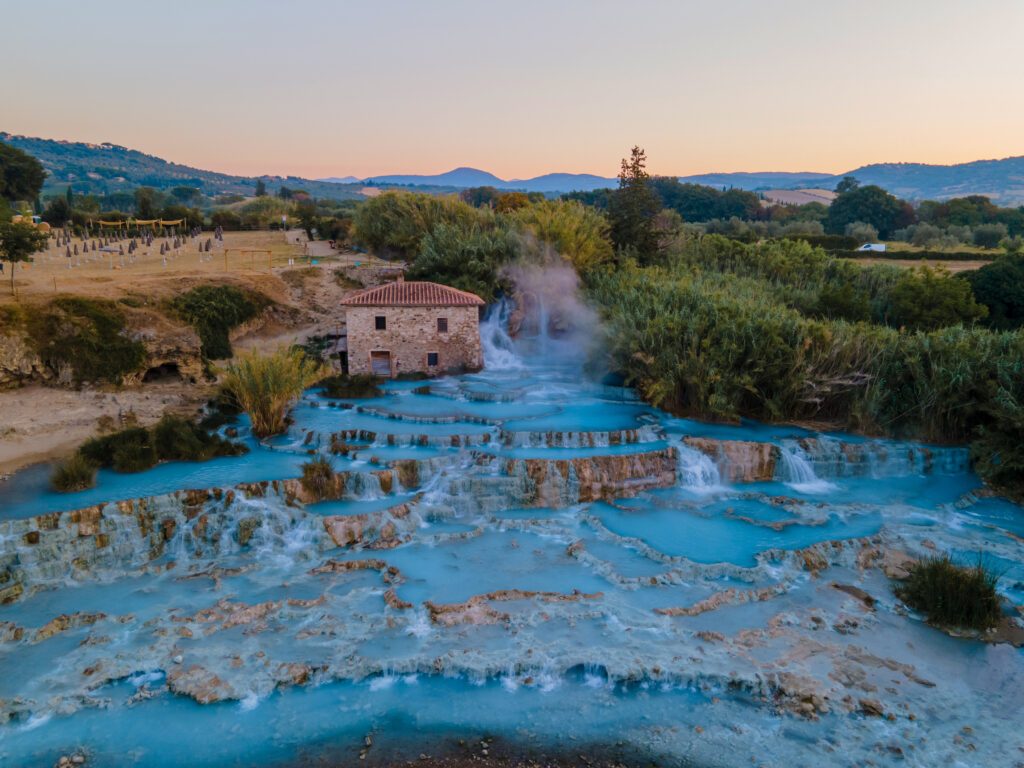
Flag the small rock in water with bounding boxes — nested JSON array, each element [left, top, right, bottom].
[[172, 654, 183, 664]]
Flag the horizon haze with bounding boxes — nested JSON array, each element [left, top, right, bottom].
[[2, 0, 1022, 180]]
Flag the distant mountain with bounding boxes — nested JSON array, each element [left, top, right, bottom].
[[0, 132, 364, 201], [318, 175, 362, 184], [365, 167, 508, 189]]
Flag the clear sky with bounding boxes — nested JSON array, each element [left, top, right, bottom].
[[2, 0, 1022, 180]]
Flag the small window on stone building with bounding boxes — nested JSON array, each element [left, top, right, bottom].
[[427, 352, 439, 367], [437, 317, 448, 333], [375, 315, 386, 331]]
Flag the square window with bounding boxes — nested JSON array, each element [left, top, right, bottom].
[[427, 352, 439, 367], [375, 316, 386, 331], [437, 317, 448, 333]]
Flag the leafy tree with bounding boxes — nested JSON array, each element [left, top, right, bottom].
[[255, 178, 267, 197], [844, 221, 879, 243], [407, 221, 517, 299], [134, 187, 161, 218], [0, 143, 46, 202], [511, 199, 614, 275], [963, 254, 1024, 329], [0, 220, 49, 293], [887, 266, 987, 330], [296, 199, 318, 238], [826, 184, 913, 239], [170, 186, 201, 205], [607, 146, 661, 263], [834, 176, 860, 194], [41, 196, 71, 226], [972, 222, 1008, 249]]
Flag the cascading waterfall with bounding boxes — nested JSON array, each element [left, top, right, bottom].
[[0, 293, 1021, 768]]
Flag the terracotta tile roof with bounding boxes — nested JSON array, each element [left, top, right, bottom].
[[341, 280, 485, 307]]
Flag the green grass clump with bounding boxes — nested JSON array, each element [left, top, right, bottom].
[[221, 348, 328, 437], [319, 373, 382, 399], [170, 285, 267, 360], [894, 555, 1001, 630], [24, 297, 147, 384], [300, 455, 335, 500], [50, 453, 98, 492]]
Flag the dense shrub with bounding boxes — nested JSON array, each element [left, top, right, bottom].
[[319, 374, 382, 398], [25, 297, 147, 384], [886, 266, 987, 330], [50, 453, 98, 492], [894, 555, 1001, 630], [74, 415, 243, 477], [171, 285, 265, 359]]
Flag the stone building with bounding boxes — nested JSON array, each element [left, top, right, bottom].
[[341, 278, 485, 377]]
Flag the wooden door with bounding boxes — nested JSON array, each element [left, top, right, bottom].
[[370, 351, 391, 377]]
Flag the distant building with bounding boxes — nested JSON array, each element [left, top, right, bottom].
[[341, 277, 485, 377]]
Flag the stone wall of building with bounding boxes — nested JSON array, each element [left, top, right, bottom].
[[346, 305, 482, 377]]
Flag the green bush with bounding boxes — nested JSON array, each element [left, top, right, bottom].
[[886, 266, 987, 330], [50, 453, 98, 492], [319, 374, 382, 399], [171, 285, 266, 360], [963, 254, 1024, 330], [76, 415, 244, 475], [25, 297, 147, 384], [894, 555, 1001, 630]]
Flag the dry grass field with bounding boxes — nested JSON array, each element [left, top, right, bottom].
[[850, 257, 990, 273], [0, 230, 389, 305]]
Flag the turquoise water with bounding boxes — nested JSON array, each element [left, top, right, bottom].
[[1, 317, 1022, 767]]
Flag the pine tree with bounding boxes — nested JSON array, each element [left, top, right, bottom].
[[607, 146, 661, 264]]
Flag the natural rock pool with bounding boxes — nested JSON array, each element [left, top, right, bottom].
[[1, 317, 1022, 767]]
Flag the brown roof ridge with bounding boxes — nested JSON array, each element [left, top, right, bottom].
[[341, 279, 485, 307]]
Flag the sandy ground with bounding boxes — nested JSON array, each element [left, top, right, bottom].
[[0, 230, 395, 475], [850, 257, 990, 273], [0, 381, 213, 477]]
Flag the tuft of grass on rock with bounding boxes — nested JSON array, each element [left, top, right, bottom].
[[50, 453, 98, 492], [894, 554, 1001, 630], [300, 455, 336, 501]]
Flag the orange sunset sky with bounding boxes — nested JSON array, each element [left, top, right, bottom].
[[2, 0, 1022, 180]]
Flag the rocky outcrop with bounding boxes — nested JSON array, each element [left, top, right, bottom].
[[684, 437, 777, 482], [0, 331, 51, 389], [502, 448, 677, 506], [425, 589, 603, 627]]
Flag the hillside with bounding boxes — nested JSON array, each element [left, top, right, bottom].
[[0, 133, 365, 201], [844, 156, 1024, 204]]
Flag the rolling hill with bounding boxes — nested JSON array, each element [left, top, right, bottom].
[[0, 133, 365, 201], [5, 131, 1024, 204]]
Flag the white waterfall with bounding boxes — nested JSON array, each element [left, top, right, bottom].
[[776, 444, 837, 494], [480, 299, 525, 370], [676, 443, 725, 493]]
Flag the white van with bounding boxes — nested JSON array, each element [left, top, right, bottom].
[[856, 243, 887, 252]]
